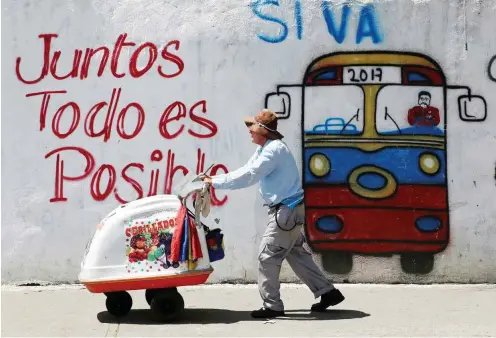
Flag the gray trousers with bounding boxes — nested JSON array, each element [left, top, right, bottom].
[[258, 203, 335, 311]]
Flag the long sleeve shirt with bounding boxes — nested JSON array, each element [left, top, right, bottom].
[[211, 139, 304, 208]]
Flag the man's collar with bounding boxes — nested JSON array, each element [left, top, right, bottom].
[[262, 139, 273, 148], [256, 139, 272, 154]]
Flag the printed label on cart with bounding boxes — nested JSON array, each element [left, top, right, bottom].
[[124, 219, 176, 237], [125, 218, 182, 274]]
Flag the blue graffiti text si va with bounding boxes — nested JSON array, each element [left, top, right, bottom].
[[250, 0, 383, 44]]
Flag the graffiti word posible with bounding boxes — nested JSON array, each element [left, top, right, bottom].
[[250, 0, 382, 44], [15, 33, 183, 84], [46, 146, 228, 205]]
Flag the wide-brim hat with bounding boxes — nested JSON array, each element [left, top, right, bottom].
[[243, 109, 284, 140]]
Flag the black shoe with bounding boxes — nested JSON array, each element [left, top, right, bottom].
[[250, 307, 285, 319], [311, 288, 345, 312]]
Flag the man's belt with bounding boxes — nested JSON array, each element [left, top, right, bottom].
[[266, 199, 304, 210]]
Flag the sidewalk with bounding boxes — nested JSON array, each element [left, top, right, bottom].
[[2, 284, 496, 337]]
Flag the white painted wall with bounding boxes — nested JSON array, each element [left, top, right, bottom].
[[2, 0, 496, 283]]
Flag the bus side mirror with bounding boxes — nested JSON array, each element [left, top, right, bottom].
[[458, 95, 487, 122], [265, 92, 290, 119]]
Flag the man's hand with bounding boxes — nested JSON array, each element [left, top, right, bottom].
[[199, 174, 212, 185]]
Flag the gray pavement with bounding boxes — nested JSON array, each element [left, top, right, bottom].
[[1, 283, 496, 337]]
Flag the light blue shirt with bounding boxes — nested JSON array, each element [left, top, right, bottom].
[[211, 139, 304, 208]]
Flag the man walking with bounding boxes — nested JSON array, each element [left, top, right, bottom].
[[201, 109, 345, 319]]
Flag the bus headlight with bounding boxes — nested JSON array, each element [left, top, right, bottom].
[[309, 153, 331, 177], [316, 215, 343, 234], [415, 215, 442, 232], [419, 153, 440, 175]]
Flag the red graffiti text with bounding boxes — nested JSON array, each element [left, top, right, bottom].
[[45, 147, 228, 206], [16, 32, 230, 207], [26, 88, 218, 142], [15, 33, 184, 85]]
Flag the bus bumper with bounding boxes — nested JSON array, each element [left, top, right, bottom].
[[305, 186, 449, 254]]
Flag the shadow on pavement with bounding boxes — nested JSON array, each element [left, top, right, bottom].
[[97, 308, 370, 325]]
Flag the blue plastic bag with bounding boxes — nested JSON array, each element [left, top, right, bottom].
[[205, 228, 225, 262]]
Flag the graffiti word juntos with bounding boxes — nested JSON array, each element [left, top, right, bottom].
[[46, 146, 228, 205], [15, 33, 183, 84], [125, 220, 175, 237], [27, 88, 217, 142], [489, 55, 496, 82], [250, 0, 382, 44]]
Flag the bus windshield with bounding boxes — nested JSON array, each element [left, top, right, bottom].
[[304, 86, 364, 135], [376, 86, 445, 136]]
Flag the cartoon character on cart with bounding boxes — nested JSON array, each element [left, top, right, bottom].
[[263, 51, 487, 275], [127, 229, 179, 269]]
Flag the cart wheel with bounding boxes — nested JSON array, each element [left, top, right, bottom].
[[105, 291, 132, 317], [146, 288, 178, 305], [145, 289, 156, 305], [172, 262, 180, 268], [150, 290, 185, 322]]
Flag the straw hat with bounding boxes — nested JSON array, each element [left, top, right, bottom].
[[243, 109, 284, 140]]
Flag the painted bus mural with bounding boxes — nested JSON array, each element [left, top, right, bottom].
[[264, 51, 487, 274]]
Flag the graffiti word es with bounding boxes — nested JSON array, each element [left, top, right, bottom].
[[250, 0, 383, 44]]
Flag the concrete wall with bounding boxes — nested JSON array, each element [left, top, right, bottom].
[[2, 0, 496, 284]]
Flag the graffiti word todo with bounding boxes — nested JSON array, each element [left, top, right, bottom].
[[250, 0, 382, 44], [15, 33, 183, 84]]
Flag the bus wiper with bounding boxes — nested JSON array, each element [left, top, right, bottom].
[[340, 109, 360, 134], [384, 107, 402, 134]]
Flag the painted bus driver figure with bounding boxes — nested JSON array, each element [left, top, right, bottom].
[[200, 109, 345, 319], [407, 91, 440, 126]]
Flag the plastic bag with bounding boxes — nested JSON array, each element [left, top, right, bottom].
[[205, 228, 225, 262]]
